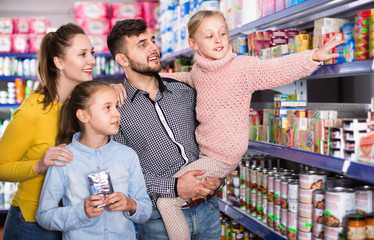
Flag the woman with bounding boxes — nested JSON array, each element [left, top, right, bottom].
[[0, 23, 95, 240]]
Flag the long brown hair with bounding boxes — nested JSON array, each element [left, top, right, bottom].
[[57, 81, 111, 145], [35, 23, 85, 110]]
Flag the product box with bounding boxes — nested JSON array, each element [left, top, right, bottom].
[[0, 18, 13, 34], [74, 2, 109, 19], [141, 1, 160, 30], [342, 22, 355, 42], [0, 34, 12, 53], [295, 34, 311, 52], [77, 19, 110, 35], [88, 35, 108, 53], [274, 100, 307, 108], [29, 18, 50, 34], [13, 18, 30, 34], [111, 2, 142, 19], [12, 34, 29, 53], [335, 41, 354, 64], [319, 32, 344, 65], [29, 34, 44, 53]]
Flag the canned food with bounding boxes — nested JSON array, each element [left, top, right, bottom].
[[288, 198, 298, 213], [268, 174, 275, 203], [298, 231, 312, 240], [299, 171, 326, 190], [281, 179, 289, 209], [274, 176, 285, 205], [324, 226, 342, 240], [256, 168, 263, 193], [298, 216, 313, 233], [288, 211, 297, 240], [355, 51, 369, 61], [355, 185, 374, 214], [256, 192, 262, 220], [288, 180, 299, 200], [312, 189, 325, 209], [280, 208, 288, 236], [250, 191, 257, 216], [250, 166, 257, 191], [299, 188, 314, 204], [325, 187, 355, 228], [262, 196, 268, 223], [273, 204, 281, 232], [267, 201, 274, 227], [299, 202, 313, 218], [262, 171, 269, 197], [246, 188, 251, 213], [239, 188, 246, 211], [313, 208, 324, 225], [313, 223, 324, 239]]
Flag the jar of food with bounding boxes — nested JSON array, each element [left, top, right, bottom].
[[367, 213, 374, 240], [347, 213, 366, 240]]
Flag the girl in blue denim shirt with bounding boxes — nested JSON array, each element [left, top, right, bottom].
[[36, 81, 152, 239]]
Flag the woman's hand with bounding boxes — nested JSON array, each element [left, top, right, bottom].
[[312, 35, 345, 62], [34, 144, 73, 174], [110, 83, 127, 106]]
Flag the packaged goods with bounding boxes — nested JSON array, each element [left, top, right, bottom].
[[299, 202, 313, 218], [280, 208, 288, 236], [312, 189, 325, 209], [295, 34, 311, 52], [111, 2, 141, 19], [77, 19, 110, 35], [241, 0, 259, 25], [88, 170, 114, 208], [342, 22, 355, 42], [13, 18, 30, 34], [325, 188, 355, 228], [12, 34, 29, 53], [74, 2, 109, 19], [141, 1, 160, 29], [335, 41, 354, 64], [298, 216, 313, 233], [298, 230, 312, 240], [29, 18, 50, 34], [288, 211, 297, 240], [324, 225, 343, 240], [0, 35, 12, 53], [367, 213, 374, 240], [347, 213, 366, 240], [355, 185, 374, 214], [0, 18, 13, 34], [299, 171, 327, 190], [29, 34, 44, 53], [88, 35, 108, 53]]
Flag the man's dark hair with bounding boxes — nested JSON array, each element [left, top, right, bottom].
[[107, 19, 148, 58]]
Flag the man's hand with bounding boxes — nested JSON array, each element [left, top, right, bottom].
[[177, 170, 206, 199], [84, 195, 105, 218], [106, 192, 137, 215], [191, 177, 223, 201]]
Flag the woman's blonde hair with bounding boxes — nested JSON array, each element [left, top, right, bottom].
[[187, 10, 227, 39]]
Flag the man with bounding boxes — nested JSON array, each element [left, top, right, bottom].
[[107, 19, 222, 239]]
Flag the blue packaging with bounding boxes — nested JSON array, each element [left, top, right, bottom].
[[335, 41, 355, 64], [342, 22, 355, 42]]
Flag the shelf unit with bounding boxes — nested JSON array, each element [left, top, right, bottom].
[[218, 199, 286, 240], [159, 0, 374, 239]]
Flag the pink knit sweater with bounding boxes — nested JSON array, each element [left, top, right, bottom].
[[162, 50, 320, 165]]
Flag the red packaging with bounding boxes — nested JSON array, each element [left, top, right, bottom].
[[13, 18, 30, 34], [77, 19, 110, 35], [0, 34, 12, 53], [29, 18, 50, 34], [270, 36, 288, 45], [285, 30, 299, 37], [29, 34, 44, 53], [12, 34, 29, 53], [268, 30, 286, 37], [88, 35, 108, 53], [0, 18, 13, 34], [355, 10, 374, 21], [320, 32, 344, 64], [74, 2, 109, 19], [140, 1, 160, 29], [111, 2, 142, 19]]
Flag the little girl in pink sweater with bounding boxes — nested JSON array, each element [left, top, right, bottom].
[[159, 10, 344, 240]]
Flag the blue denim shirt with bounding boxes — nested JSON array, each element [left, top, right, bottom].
[[36, 132, 152, 240]]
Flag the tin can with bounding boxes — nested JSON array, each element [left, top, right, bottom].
[[298, 216, 313, 233], [268, 173, 275, 203], [298, 231, 313, 240], [299, 202, 313, 218], [355, 185, 374, 214], [239, 188, 246, 211], [262, 170, 269, 197], [312, 189, 325, 209], [324, 226, 342, 240], [288, 180, 299, 200], [267, 201, 274, 227], [273, 204, 281, 232], [250, 166, 257, 192], [280, 208, 288, 236], [313, 207, 324, 225], [299, 188, 314, 204], [250, 191, 257, 216], [299, 171, 327, 190], [256, 192, 262, 220], [245, 161, 251, 189], [274, 176, 285, 205], [288, 211, 297, 240], [325, 187, 355, 228], [256, 168, 263, 193], [281, 179, 289, 209], [246, 188, 251, 213], [288, 198, 298, 213], [262, 196, 268, 224], [313, 223, 324, 239]]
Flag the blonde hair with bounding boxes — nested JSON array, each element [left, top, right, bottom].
[[187, 10, 227, 39]]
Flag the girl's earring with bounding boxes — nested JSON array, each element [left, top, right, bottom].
[[60, 70, 63, 75]]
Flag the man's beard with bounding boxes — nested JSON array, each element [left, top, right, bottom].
[[127, 55, 162, 76]]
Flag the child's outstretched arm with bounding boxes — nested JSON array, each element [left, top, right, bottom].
[[244, 36, 345, 91]]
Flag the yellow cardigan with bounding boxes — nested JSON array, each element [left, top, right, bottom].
[[0, 93, 61, 222]]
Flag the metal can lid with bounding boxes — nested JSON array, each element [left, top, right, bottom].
[[355, 185, 374, 191], [313, 189, 325, 195], [326, 187, 355, 193]]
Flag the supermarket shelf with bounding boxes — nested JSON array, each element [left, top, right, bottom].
[[248, 140, 345, 174], [229, 0, 374, 38], [160, 48, 194, 64], [0, 75, 36, 80], [218, 199, 286, 240], [0, 53, 37, 58], [306, 60, 374, 79], [248, 140, 374, 184], [94, 74, 124, 79], [0, 104, 21, 108], [0, 209, 8, 214]]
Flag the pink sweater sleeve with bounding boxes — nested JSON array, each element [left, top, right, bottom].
[[159, 72, 194, 88], [242, 49, 321, 91]]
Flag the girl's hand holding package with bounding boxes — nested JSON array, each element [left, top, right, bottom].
[[106, 192, 137, 215], [312, 35, 345, 62], [84, 195, 105, 218]]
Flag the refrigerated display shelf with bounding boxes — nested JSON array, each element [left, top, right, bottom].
[[218, 199, 286, 240], [248, 140, 374, 184], [0, 104, 20, 108], [0, 76, 36, 80]]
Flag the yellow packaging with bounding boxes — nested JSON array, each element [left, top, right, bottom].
[[295, 34, 311, 52]]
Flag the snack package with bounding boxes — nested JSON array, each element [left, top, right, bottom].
[[88, 170, 114, 208]]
